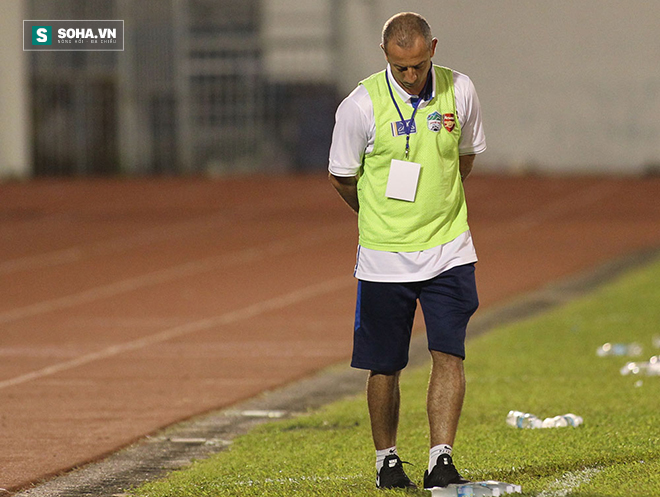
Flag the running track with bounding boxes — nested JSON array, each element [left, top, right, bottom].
[[1, 174, 659, 492]]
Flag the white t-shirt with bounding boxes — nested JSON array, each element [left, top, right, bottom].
[[329, 65, 487, 283]]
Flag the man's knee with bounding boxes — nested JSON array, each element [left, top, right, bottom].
[[370, 370, 401, 377], [430, 349, 464, 368]]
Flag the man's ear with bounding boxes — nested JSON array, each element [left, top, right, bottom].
[[430, 38, 438, 58]]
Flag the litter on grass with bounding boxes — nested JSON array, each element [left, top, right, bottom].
[[507, 410, 583, 429], [620, 355, 660, 376], [430, 480, 521, 496], [596, 342, 642, 357]]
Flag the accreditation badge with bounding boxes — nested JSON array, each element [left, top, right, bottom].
[[391, 119, 417, 137], [385, 159, 421, 202]]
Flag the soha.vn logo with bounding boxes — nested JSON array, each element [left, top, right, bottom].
[[32, 26, 52, 45]]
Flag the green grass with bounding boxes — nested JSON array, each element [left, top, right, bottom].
[[131, 257, 660, 496]]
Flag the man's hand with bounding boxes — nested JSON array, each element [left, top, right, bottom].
[[328, 173, 359, 213], [459, 154, 475, 182]]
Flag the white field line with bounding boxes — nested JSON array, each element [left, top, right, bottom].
[[0, 223, 346, 326], [537, 467, 602, 497], [220, 474, 364, 487], [0, 274, 354, 391]]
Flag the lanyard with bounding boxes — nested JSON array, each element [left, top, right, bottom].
[[385, 71, 422, 160]]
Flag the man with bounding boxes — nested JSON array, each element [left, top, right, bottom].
[[328, 12, 486, 490]]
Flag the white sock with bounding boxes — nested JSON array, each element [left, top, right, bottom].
[[376, 446, 398, 472], [428, 444, 452, 473]]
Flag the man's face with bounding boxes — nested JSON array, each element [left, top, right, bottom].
[[382, 36, 437, 96]]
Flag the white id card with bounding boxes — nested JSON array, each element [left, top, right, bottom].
[[385, 159, 421, 202]]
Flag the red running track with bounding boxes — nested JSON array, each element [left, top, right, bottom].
[[1, 174, 659, 491]]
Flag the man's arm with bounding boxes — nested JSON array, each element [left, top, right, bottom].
[[459, 154, 475, 182], [328, 173, 359, 213], [328, 86, 371, 213]]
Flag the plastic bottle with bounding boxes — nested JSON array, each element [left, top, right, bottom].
[[541, 413, 583, 428], [475, 482, 502, 496], [506, 410, 542, 429], [482, 481, 522, 494], [620, 356, 660, 376], [456, 484, 475, 497], [430, 484, 477, 497], [431, 481, 521, 496], [460, 482, 518, 496], [432, 481, 522, 496], [466, 484, 494, 497], [457, 484, 492, 497], [596, 342, 642, 357], [542, 415, 567, 428], [562, 413, 584, 427]]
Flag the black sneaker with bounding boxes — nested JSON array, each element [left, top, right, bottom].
[[377, 454, 417, 489], [423, 454, 469, 489]]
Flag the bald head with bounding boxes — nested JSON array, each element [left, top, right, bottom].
[[381, 12, 433, 55]]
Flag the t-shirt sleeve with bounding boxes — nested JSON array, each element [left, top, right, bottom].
[[454, 71, 487, 156], [328, 86, 372, 177]]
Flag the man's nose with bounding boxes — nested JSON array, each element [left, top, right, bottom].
[[404, 69, 417, 83]]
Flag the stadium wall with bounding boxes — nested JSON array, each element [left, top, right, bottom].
[[2, 1, 659, 178], [336, 0, 660, 175]]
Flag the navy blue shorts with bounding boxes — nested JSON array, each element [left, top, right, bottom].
[[351, 263, 479, 372]]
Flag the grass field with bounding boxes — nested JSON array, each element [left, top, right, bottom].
[[131, 257, 660, 497]]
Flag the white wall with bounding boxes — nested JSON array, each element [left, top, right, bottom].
[[336, 1, 660, 174], [4, 1, 658, 176], [0, 0, 31, 179], [261, 0, 335, 83]]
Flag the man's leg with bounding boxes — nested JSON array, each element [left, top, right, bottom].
[[351, 280, 418, 488], [419, 264, 477, 488], [422, 350, 469, 488], [353, 280, 418, 449], [419, 264, 477, 446], [368, 369, 416, 489], [427, 350, 465, 447], [367, 370, 401, 449]]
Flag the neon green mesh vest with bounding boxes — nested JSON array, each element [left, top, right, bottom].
[[357, 65, 469, 251]]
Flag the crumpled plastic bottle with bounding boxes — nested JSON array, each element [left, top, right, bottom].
[[541, 413, 583, 428], [620, 355, 660, 376], [480, 481, 522, 495], [506, 410, 542, 429], [596, 342, 643, 357], [507, 411, 582, 429], [431, 481, 522, 496]]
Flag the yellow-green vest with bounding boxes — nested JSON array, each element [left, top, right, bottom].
[[357, 65, 469, 251]]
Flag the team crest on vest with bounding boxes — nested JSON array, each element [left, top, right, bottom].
[[427, 111, 443, 132], [443, 113, 456, 133]]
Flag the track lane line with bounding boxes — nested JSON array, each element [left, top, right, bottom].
[[0, 223, 348, 326], [0, 275, 355, 391], [0, 184, 330, 275], [479, 180, 617, 241]]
